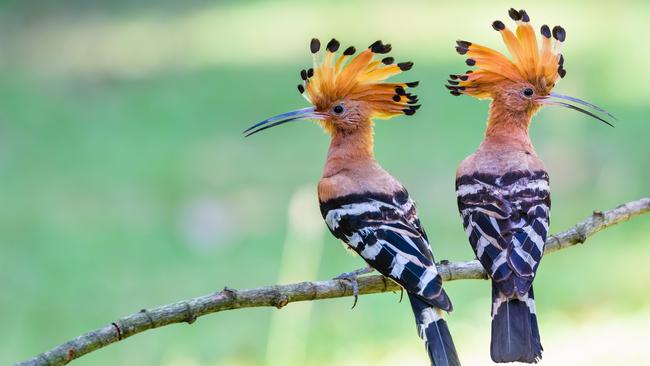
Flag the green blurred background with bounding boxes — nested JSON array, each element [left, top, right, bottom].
[[1, 1, 649, 365]]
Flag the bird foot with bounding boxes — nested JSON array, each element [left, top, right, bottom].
[[334, 266, 374, 309]]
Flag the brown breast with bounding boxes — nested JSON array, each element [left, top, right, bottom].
[[318, 161, 404, 202], [457, 143, 546, 177]]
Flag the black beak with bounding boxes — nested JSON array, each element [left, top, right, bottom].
[[243, 107, 325, 137], [539, 92, 616, 127]]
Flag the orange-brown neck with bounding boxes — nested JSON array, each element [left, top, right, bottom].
[[322, 122, 375, 178], [482, 100, 534, 151]]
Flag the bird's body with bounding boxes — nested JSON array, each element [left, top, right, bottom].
[[247, 38, 460, 366], [319, 127, 456, 364], [447, 8, 613, 363], [319, 126, 451, 308], [456, 106, 549, 363]]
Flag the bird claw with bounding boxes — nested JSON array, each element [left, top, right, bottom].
[[334, 267, 374, 309], [334, 271, 361, 309]]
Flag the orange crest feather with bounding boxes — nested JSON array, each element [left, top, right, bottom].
[[447, 9, 566, 99], [298, 38, 420, 118]]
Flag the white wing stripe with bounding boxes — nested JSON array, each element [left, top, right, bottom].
[[360, 240, 382, 260], [523, 224, 545, 252], [417, 268, 439, 294], [513, 245, 538, 269], [476, 236, 490, 258], [457, 179, 549, 198], [389, 254, 409, 278]]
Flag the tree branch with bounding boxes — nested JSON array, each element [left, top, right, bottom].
[[16, 197, 650, 366]]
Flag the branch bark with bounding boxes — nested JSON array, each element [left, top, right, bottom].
[[16, 197, 650, 366]]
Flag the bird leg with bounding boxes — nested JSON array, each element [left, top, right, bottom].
[[333, 266, 374, 309]]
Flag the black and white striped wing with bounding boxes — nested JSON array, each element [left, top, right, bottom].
[[320, 190, 452, 311], [456, 171, 551, 297]]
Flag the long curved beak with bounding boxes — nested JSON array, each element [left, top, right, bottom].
[[538, 92, 616, 127], [243, 107, 325, 137]]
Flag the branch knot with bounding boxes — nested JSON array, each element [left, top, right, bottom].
[[183, 303, 197, 324], [221, 286, 238, 300], [576, 225, 588, 244], [139, 309, 156, 328], [273, 294, 289, 309], [66, 349, 74, 362], [111, 322, 123, 340]]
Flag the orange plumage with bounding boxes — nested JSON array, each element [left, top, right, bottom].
[[301, 39, 419, 120], [448, 9, 566, 99]]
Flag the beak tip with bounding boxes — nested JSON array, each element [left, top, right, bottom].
[[543, 94, 616, 128]]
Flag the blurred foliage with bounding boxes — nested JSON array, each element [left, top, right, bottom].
[[0, 1, 649, 365]]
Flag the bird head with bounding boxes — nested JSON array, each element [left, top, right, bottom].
[[447, 8, 614, 126], [244, 38, 420, 137]]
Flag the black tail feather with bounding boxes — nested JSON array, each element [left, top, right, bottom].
[[490, 282, 542, 363], [409, 294, 461, 366]]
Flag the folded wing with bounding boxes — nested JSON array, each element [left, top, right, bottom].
[[320, 190, 452, 311], [456, 170, 551, 296]]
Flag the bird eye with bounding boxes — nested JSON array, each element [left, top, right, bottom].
[[332, 104, 345, 114], [523, 88, 534, 97]]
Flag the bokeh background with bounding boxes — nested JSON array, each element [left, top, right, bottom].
[[1, 1, 649, 365]]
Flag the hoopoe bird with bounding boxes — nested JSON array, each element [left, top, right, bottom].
[[447, 9, 614, 363], [246, 38, 461, 366]]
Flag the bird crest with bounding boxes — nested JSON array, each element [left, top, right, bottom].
[[299, 38, 420, 119], [243, 38, 421, 137], [447, 8, 566, 99]]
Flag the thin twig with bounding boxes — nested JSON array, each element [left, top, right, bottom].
[[15, 197, 650, 366]]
